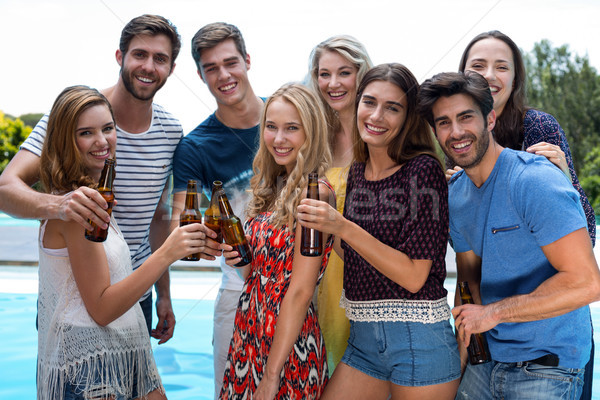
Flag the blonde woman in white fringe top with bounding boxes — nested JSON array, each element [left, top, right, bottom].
[[36, 85, 218, 400]]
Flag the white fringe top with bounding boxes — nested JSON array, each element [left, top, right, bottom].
[[37, 217, 163, 400]]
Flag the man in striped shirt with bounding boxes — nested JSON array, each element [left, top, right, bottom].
[[0, 14, 183, 343]]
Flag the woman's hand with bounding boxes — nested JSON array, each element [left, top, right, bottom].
[[297, 198, 345, 237], [445, 166, 463, 182], [252, 371, 280, 400], [164, 223, 220, 262], [526, 141, 571, 180]]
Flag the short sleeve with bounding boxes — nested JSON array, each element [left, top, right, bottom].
[[398, 157, 449, 260], [172, 136, 203, 193], [20, 113, 49, 157], [512, 156, 587, 247]]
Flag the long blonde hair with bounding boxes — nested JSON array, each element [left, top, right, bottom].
[[247, 83, 331, 229], [307, 35, 373, 139]]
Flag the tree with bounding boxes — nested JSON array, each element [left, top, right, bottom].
[[524, 40, 600, 173], [19, 113, 44, 129], [0, 111, 32, 174]]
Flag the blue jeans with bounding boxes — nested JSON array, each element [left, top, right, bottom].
[[140, 294, 152, 336], [456, 361, 584, 400]]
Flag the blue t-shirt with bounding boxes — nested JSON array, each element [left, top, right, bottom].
[[450, 149, 590, 369], [172, 112, 259, 290]]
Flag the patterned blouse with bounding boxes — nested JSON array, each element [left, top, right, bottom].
[[340, 156, 451, 323]]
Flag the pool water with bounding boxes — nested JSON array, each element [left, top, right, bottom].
[[0, 292, 215, 400]]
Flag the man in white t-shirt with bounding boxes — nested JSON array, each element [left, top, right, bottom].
[[0, 14, 187, 343]]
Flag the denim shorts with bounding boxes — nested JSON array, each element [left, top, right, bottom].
[[341, 319, 461, 386], [63, 361, 161, 400]]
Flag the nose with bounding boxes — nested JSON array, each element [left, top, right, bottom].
[[483, 66, 495, 82], [218, 66, 231, 81], [330, 74, 339, 88], [371, 105, 384, 121], [273, 129, 286, 145]]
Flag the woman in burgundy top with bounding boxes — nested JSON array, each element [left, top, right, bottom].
[[298, 63, 460, 400]]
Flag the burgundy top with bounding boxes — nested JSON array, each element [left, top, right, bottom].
[[341, 155, 449, 302]]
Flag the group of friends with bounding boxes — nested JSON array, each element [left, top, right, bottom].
[[0, 13, 598, 400]]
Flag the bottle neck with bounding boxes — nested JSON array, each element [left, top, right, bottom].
[[98, 161, 115, 190], [185, 192, 199, 210]]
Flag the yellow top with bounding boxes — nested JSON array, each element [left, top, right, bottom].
[[317, 165, 351, 373]]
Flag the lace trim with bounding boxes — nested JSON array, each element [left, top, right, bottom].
[[340, 290, 451, 323]]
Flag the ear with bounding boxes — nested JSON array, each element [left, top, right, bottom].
[[486, 109, 496, 132], [245, 53, 251, 71], [169, 62, 176, 77], [116, 49, 123, 67]]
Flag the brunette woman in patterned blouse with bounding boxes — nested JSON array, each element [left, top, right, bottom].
[[298, 64, 460, 400]]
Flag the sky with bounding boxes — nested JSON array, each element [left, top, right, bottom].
[[1, 0, 599, 134]]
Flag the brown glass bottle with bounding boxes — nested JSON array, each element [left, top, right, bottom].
[[85, 158, 116, 242], [300, 172, 322, 257], [216, 188, 252, 267], [204, 181, 223, 244], [180, 180, 203, 261], [458, 281, 492, 365]]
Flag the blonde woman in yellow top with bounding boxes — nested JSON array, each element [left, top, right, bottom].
[[307, 35, 373, 371]]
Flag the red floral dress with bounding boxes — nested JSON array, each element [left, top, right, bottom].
[[219, 211, 333, 399]]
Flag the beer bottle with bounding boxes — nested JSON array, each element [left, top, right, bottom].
[[204, 181, 223, 244], [216, 187, 252, 267], [85, 158, 116, 242], [300, 172, 323, 257], [458, 281, 492, 364], [180, 180, 203, 261]]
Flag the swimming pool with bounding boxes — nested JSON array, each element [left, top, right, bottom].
[[0, 267, 220, 400]]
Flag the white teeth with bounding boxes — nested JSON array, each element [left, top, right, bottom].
[[91, 149, 109, 156], [490, 86, 499, 93], [366, 124, 386, 133], [274, 147, 292, 154], [138, 76, 153, 83], [329, 91, 346, 97], [453, 141, 471, 149], [221, 83, 236, 91]]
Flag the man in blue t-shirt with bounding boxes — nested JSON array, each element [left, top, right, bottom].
[[170, 22, 263, 399], [418, 71, 600, 400]]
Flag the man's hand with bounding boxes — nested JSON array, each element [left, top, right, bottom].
[[452, 303, 499, 347], [58, 187, 111, 230], [152, 295, 176, 344]]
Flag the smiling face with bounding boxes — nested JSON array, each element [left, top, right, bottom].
[[198, 39, 252, 108], [356, 80, 407, 151], [75, 104, 117, 181], [464, 38, 515, 116], [118, 34, 174, 101], [432, 93, 495, 171], [263, 98, 307, 174], [317, 50, 358, 115]]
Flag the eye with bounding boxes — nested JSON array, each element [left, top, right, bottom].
[[469, 63, 484, 70], [155, 55, 168, 64], [340, 70, 352, 76], [386, 105, 399, 112], [103, 125, 114, 133], [361, 98, 375, 107], [497, 65, 509, 71], [79, 130, 92, 136], [319, 72, 330, 78], [227, 61, 238, 67], [459, 114, 473, 122], [265, 124, 277, 130], [287, 125, 299, 131]]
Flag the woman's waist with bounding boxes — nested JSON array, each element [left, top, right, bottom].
[[340, 290, 451, 323]]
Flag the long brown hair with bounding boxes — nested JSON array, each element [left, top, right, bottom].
[[459, 30, 528, 149], [247, 83, 331, 229], [40, 85, 114, 194], [353, 63, 441, 168]]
